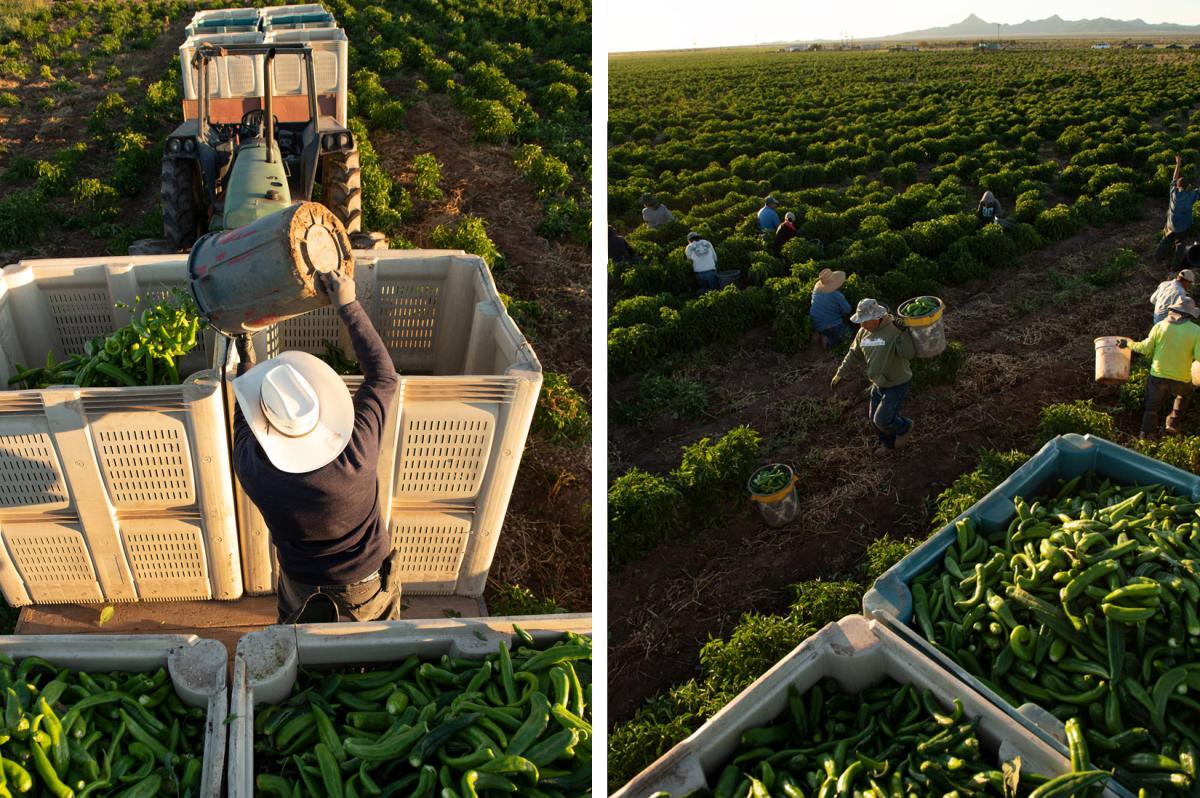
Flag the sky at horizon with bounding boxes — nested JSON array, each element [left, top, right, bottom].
[[606, 1, 1200, 53]]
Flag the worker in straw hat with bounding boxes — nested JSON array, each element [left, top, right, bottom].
[[1118, 295, 1200, 438], [831, 298, 917, 453], [811, 268, 852, 349], [1150, 269, 1194, 326], [231, 270, 402, 623]]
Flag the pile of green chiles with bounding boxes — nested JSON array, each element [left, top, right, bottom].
[[253, 626, 592, 798], [10, 291, 203, 389], [899, 297, 940, 318], [910, 474, 1200, 795], [750, 466, 790, 495], [647, 677, 1108, 798], [0, 653, 208, 797]]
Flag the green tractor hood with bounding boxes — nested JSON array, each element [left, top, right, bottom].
[[217, 140, 293, 231]]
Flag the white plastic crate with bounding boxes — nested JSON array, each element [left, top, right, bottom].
[[613, 615, 1120, 798], [227, 614, 592, 798], [260, 4, 336, 32], [179, 31, 265, 104], [0, 257, 241, 605], [264, 27, 349, 125], [228, 250, 542, 598], [0, 634, 228, 798]]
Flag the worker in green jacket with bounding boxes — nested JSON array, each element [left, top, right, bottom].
[[831, 298, 917, 452], [1119, 296, 1200, 437]]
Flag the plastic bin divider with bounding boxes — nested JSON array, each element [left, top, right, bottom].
[[2, 262, 61, 372], [43, 387, 138, 601]]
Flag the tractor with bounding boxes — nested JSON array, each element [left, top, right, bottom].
[[161, 34, 362, 250]]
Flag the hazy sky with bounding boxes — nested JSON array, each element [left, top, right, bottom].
[[606, 1, 1200, 52]]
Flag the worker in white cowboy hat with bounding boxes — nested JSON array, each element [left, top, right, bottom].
[[810, 268, 852, 349], [1118, 295, 1200, 437], [231, 270, 401, 623], [1150, 268, 1194, 326], [831, 298, 917, 453]]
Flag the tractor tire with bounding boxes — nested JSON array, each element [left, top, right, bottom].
[[161, 157, 206, 251], [322, 150, 362, 233]]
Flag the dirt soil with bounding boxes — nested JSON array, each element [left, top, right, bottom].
[[608, 207, 1170, 723], [372, 98, 592, 611]]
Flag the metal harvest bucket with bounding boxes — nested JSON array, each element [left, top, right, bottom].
[[898, 296, 946, 359], [187, 201, 353, 335], [748, 464, 799, 527], [1094, 336, 1132, 385]]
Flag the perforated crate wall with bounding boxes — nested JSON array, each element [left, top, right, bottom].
[[377, 281, 442, 371], [0, 428, 70, 510], [389, 510, 472, 594], [393, 402, 496, 501], [44, 288, 113, 353], [121, 518, 211, 600], [3, 522, 103, 603], [91, 416, 196, 510]]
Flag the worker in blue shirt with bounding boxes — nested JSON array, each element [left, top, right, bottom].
[[757, 196, 781, 238], [810, 268, 852, 348], [1156, 155, 1200, 267]]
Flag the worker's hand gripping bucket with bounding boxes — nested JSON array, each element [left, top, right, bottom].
[[187, 201, 354, 336], [747, 463, 799, 528], [1093, 336, 1132, 384], [897, 296, 946, 358]]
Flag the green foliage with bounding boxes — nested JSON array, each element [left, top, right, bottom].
[[1118, 361, 1149, 414], [514, 144, 570, 197], [0, 188, 45, 248], [532, 372, 589, 446], [699, 613, 817, 694], [1133, 436, 1200, 475], [1036, 400, 1117, 443], [931, 450, 1030, 528], [0, 91, 18, 107], [465, 98, 516, 142], [429, 215, 506, 270], [633, 373, 708, 420], [487, 584, 566, 616], [670, 425, 762, 499], [863, 537, 919, 584], [911, 340, 966, 389], [411, 153, 443, 201], [608, 468, 681, 568], [788, 580, 862, 628]]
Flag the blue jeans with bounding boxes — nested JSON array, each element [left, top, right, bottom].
[[696, 269, 719, 293], [818, 323, 849, 349], [869, 382, 912, 448]]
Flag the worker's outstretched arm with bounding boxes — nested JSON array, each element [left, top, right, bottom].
[[1174, 155, 1183, 185], [319, 271, 399, 445], [319, 271, 397, 385], [1128, 327, 1157, 357]]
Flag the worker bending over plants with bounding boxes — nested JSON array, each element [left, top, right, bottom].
[[685, 231, 719, 293], [1119, 296, 1200, 438], [1155, 154, 1200, 268], [231, 270, 402, 623], [830, 298, 917, 453], [810, 268, 852, 349]]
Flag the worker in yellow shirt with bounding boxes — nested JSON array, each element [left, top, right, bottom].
[[1119, 296, 1200, 437]]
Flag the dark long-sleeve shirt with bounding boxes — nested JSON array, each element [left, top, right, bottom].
[[233, 301, 399, 585]]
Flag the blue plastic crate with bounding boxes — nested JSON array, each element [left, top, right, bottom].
[[863, 433, 1200, 798]]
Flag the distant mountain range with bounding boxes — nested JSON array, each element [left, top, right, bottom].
[[804, 14, 1200, 43]]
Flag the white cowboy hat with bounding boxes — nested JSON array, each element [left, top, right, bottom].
[[232, 351, 354, 473], [1179, 269, 1196, 283], [814, 268, 847, 293], [850, 298, 889, 324]]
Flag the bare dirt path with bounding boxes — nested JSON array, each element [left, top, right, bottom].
[[608, 208, 1168, 722]]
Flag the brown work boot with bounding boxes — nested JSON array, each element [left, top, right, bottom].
[[893, 423, 915, 449]]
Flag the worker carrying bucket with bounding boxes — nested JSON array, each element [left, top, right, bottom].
[[196, 200, 402, 623], [1115, 296, 1200, 438]]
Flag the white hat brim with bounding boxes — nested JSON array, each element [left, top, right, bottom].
[[233, 351, 355, 474]]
